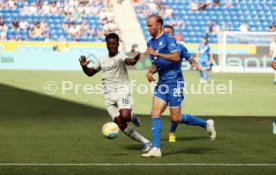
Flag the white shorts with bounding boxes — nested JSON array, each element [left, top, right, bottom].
[[104, 93, 133, 120]]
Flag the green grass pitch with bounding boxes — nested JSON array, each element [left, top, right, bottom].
[[0, 70, 276, 175]]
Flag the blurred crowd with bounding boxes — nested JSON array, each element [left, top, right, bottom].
[[0, 0, 119, 41]]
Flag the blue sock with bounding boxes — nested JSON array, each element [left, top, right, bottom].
[[204, 71, 209, 80], [181, 114, 207, 128], [199, 70, 204, 78], [152, 117, 162, 148], [170, 120, 178, 133]]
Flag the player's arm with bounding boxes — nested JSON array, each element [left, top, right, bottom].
[[269, 50, 273, 58], [189, 57, 201, 71], [195, 50, 200, 61], [124, 53, 140, 65], [145, 48, 180, 62], [79, 55, 99, 77], [146, 63, 157, 82], [209, 51, 214, 64]]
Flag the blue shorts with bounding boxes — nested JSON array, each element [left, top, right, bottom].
[[153, 83, 184, 108], [199, 60, 209, 68]]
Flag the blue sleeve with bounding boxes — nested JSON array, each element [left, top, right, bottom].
[[208, 45, 211, 52], [166, 36, 178, 53], [273, 57, 276, 61], [181, 46, 192, 61]]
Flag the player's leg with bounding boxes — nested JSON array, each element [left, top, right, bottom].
[[168, 85, 216, 141], [116, 96, 151, 151], [142, 85, 168, 157], [170, 108, 216, 141], [198, 60, 204, 83], [202, 61, 209, 83]]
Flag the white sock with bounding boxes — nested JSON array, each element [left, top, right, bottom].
[[123, 125, 149, 144]]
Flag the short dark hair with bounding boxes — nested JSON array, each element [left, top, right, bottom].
[[105, 33, 119, 43], [148, 15, 163, 26], [163, 25, 174, 33]]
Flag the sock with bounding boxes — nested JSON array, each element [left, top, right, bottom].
[[199, 70, 204, 78], [152, 117, 162, 148], [204, 71, 209, 80], [123, 125, 150, 144], [181, 114, 207, 128], [170, 120, 178, 133]]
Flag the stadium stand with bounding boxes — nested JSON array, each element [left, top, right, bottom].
[[0, 0, 275, 44], [134, 0, 276, 43], [0, 0, 118, 42]]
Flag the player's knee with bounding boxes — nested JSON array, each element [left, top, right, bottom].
[[171, 117, 181, 123], [114, 116, 127, 130], [119, 109, 131, 122]]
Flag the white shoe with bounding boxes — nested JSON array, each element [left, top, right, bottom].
[[206, 119, 216, 141], [141, 147, 162, 157], [142, 142, 152, 152], [200, 78, 204, 83]]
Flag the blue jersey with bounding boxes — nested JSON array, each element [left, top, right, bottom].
[[198, 44, 211, 62], [147, 32, 181, 84]]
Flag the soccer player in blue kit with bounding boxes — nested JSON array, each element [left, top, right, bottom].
[[196, 37, 214, 84], [141, 16, 216, 158], [163, 25, 216, 143]]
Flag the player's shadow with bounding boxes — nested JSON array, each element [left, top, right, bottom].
[[176, 136, 208, 141], [164, 147, 216, 156], [123, 144, 144, 151], [0, 83, 107, 121]]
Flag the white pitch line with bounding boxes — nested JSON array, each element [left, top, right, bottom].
[[0, 163, 276, 167]]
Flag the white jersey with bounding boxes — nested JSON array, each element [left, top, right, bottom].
[[93, 52, 130, 97], [270, 41, 276, 59]]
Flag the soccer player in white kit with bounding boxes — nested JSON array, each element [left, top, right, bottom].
[[79, 33, 151, 151]]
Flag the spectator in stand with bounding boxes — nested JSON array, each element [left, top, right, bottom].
[[42, 23, 50, 37], [224, 0, 234, 8], [213, 0, 220, 6], [213, 21, 221, 34], [269, 22, 276, 32], [0, 27, 7, 41], [19, 18, 29, 30], [189, 0, 199, 12], [205, 20, 213, 36], [164, 5, 173, 18], [41, 1, 50, 14], [49, 1, 59, 15], [21, 2, 30, 15], [0, 17, 7, 31], [239, 21, 249, 32], [11, 18, 20, 30], [221, 22, 229, 32], [199, 0, 213, 10], [61, 22, 68, 31], [29, 2, 38, 14]]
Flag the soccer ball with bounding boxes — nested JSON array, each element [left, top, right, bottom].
[[102, 122, 119, 139]]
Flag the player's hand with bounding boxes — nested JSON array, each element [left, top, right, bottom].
[[79, 55, 90, 67], [193, 65, 201, 71], [145, 48, 158, 57], [146, 72, 156, 82]]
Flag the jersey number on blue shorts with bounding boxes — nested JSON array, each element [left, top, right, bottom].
[[173, 88, 181, 97]]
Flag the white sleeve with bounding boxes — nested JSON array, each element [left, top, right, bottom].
[[270, 42, 274, 51], [92, 59, 101, 71], [120, 52, 128, 62]]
